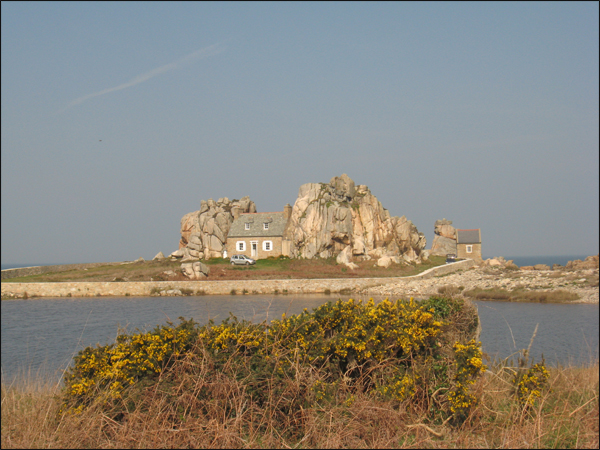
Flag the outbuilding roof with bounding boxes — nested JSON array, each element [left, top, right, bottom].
[[456, 229, 481, 244], [227, 212, 288, 238]]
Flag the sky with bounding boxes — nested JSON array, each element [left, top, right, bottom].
[[1, 1, 598, 266]]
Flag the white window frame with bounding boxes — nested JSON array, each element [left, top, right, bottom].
[[237, 241, 246, 252], [263, 222, 269, 230], [244, 223, 250, 230], [263, 240, 273, 251], [466, 245, 473, 253]]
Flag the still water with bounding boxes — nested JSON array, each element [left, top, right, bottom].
[[1, 295, 598, 385]]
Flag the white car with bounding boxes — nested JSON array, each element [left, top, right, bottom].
[[230, 254, 256, 265]]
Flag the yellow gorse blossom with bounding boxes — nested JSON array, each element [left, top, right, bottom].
[[62, 297, 484, 426], [448, 339, 487, 419], [514, 361, 550, 407]]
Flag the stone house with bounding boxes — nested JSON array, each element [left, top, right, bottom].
[[456, 229, 482, 261], [225, 204, 293, 260]]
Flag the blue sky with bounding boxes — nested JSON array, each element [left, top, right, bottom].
[[2, 1, 598, 265]]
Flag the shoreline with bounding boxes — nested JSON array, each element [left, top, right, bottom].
[[2, 259, 598, 303], [0, 259, 474, 299], [361, 267, 599, 304]]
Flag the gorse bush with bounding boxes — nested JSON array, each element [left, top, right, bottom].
[[514, 360, 550, 408], [448, 340, 486, 422], [62, 297, 486, 432]]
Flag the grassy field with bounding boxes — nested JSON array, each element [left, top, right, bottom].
[[3, 255, 447, 283]]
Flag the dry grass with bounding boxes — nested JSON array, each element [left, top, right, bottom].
[[3, 256, 447, 283], [2, 359, 597, 449], [463, 287, 580, 303]]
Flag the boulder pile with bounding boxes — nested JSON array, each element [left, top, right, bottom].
[[172, 197, 256, 261], [482, 256, 519, 270], [565, 255, 599, 271], [172, 174, 428, 269], [430, 218, 457, 256], [283, 174, 427, 266]]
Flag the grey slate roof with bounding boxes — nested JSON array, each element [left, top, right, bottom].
[[228, 212, 288, 238], [456, 229, 481, 244]]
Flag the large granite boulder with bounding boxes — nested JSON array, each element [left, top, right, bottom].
[[175, 196, 256, 260], [430, 219, 457, 256], [283, 174, 426, 264], [181, 261, 210, 279]]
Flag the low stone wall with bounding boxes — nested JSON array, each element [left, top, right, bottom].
[[1, 259, 475, 298], [1, 262, 124, 280]]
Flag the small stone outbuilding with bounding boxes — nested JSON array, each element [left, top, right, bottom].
[[225, 205, 293, 260], [456, 229, 482, 261]]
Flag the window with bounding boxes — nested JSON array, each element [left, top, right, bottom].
[[237, 241, 246, 251], [466, 245, 473, 253], [263, 240, 272, 251], [263, 222, 269, 230], [244, 223, 250, 230]]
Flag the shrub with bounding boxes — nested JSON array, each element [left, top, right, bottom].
[[437, 284, 461, 297], [447, 339, 487, 422], [513, 360, 550, 409], [60, 298, 484, 430], [180, 288, 193, 296]]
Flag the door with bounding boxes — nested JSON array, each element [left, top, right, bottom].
[[251, 241, 258, 258]]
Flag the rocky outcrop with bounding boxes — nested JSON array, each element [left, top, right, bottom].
[[565, 255, 599, 271], [362, 264, 599, 304], [174, 197, 256, 260], [283, 174, 427, 264], [482, 256, 518, 270], [430, 219, 457, 256], [181, 261, 210, 280], [153, 252, 165, 261]]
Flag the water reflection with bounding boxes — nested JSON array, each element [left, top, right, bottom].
[[1, 295, 597, 385]]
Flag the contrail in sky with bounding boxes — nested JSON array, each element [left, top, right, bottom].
[[62, 42, 225, 111]]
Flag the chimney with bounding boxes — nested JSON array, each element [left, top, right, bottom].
[[232, 206, 240, 220], [283, 203, 292, 220]]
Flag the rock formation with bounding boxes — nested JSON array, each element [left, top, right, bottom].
[[173, 196, 256, 260], [181, 261, 210, 279], [482, 256, 518, 270], [430, 219, 457, 256], [565, 255, 599, 271], [282, 174, 427, 264]]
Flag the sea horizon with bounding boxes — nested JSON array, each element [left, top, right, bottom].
[[1, 254, 596, 272]]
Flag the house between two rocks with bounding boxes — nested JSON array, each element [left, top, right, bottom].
[[224, 204, 293, 260], [224, 204, 483, 263]]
